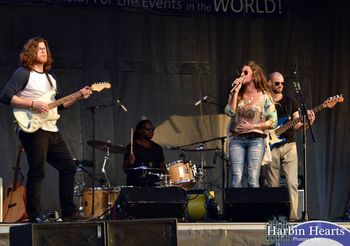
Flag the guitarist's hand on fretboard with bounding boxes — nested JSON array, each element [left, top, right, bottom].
[[296, 109, 316, 131], [79, 86, 93, 100], [307, 110, 315, 125]]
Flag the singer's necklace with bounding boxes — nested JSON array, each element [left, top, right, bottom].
[[242, 92, 258, 105]]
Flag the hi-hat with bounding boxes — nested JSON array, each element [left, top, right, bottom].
[[124, 166, 163, 172], [87, 140, 125, 154]]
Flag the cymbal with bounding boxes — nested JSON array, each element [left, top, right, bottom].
[[125, 166, 163, 172], [87, 140, 125, 154], [181, 146, 218, 152]]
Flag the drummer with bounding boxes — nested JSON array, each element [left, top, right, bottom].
[[123, 119, 166, 187]]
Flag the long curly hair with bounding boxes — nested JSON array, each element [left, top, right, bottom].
[[19, 37, 53, 73], [246, 61, 269, 91]]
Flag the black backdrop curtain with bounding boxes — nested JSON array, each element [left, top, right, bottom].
[[0, 0, 349, 219]]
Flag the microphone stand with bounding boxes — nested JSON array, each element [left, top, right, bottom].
[[86, 102, 113, 217], [195, 97, 228, 214], [202, 99, 227, 210], [292, 66, 315, 221], [87, 106, 97, 217]]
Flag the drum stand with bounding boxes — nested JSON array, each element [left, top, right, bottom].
[[196, 147, 206, 189], [73, 160, 105, 215], [101, 145, 111, 188], [148, 172, 171, 187], [74, 164, 85, 214]]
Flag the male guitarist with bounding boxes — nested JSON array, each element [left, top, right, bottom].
[[264, 72, 315, 222], [0, 37, 92, 222]]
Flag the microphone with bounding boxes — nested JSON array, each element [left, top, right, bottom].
[[230, 76, 244, 93], [194, 96, 208, 106], [115, 99, 128, 112]]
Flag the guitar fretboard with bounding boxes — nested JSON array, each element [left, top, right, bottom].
[[274, 103, 325, 135], [48, 91, 82, 109]]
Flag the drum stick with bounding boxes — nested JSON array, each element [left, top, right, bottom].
[[130, 128, 134, 155]]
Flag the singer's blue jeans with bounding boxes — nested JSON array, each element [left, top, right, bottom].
[[229, 136, 265, 187]]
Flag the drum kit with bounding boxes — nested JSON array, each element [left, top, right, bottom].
[[74, 140, 127, 218], [74, 139, 220, 219]]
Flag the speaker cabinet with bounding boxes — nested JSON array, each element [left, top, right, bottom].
[[112, 186, 187, 220], [106, 218, 177, 246], [224, 187, 290, 222], [10, 221, 105, 246]]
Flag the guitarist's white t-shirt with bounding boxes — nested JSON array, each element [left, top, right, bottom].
[[17, 71, 59, 132]]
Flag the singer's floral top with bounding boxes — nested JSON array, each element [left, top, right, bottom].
[[224, 92, 277, 135]]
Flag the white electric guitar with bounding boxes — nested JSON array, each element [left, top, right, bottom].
[[13, 82, 111, 133], [268, 95, 344, 149]]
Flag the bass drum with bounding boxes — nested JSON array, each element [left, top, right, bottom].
[[82, 187, 108, 218]]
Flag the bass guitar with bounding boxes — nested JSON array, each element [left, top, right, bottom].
[[14, 82, 111, 133], [268, 95, 344, 149], [2, 146, 28, 223]]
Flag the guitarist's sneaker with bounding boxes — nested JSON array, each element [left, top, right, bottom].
[[27, 215, 50, 223], [26, 211, 61, 223]]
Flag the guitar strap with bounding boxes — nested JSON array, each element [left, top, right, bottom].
[[45, 73, 57, 92], [284, 95, 293, 117]]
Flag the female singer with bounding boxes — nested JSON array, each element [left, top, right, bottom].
[[225, 61, 277, 187]]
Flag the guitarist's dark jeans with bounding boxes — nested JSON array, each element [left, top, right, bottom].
[[19, 129, 77, 219]]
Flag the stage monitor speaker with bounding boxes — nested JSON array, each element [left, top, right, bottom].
[[106, 218, 177, 246], [10, 221, 105, 246], [224, 187, 290, 222], [112, 186, 187, 220]]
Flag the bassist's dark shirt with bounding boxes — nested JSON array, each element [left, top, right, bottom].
[[275, 95, 299, 144]]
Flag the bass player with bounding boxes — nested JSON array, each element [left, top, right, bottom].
[[264, 71, 315, 221]]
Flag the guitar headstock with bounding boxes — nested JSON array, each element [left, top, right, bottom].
[[323, 94, 344, 108], [90, 82, 111, 92]]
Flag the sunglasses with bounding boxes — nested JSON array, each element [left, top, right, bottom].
[[143, 127, 155, 132], [274, 81, 284, 86], [242, 70, 249, 76]]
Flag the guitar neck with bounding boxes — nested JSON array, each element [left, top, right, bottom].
[[48, 91, 82, 110], [274, 103, 324, 135]]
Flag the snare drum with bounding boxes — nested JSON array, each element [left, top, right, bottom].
[[167, 160, 195, 189], [82, 187, 108, 217]]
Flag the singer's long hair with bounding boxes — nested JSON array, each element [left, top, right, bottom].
[[238, 60, 273, 100], [19, 36, 53, 73]]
